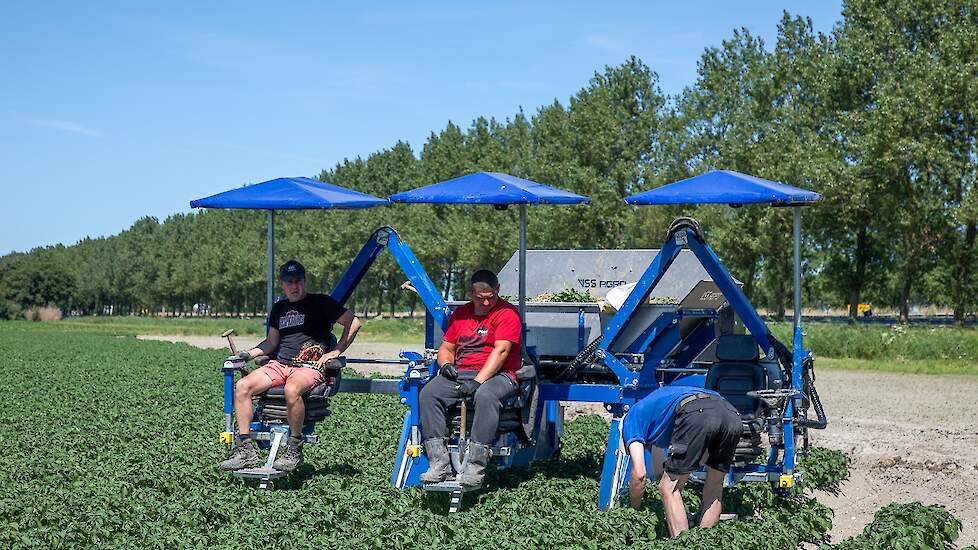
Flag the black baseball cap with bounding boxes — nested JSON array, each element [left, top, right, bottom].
[[279, 260, 306, 281]]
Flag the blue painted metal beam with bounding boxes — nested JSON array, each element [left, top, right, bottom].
[[624, 311, 677, 355], [684, 231, 774, 358], [330, 227, 389, 306], [330, 226, 449, 331], [598, 238, 683, 358]]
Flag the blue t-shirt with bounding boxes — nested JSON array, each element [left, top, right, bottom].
[[621, 385, 719, 449]]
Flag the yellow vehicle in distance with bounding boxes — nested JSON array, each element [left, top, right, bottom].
[[847, 303, 873, 317]]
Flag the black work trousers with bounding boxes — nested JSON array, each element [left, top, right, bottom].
[[419, 373, 517, 445]]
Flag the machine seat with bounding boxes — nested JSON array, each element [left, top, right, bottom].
[[255, 368, 342, 424], [449, 365, 537, 441], [705, 334, 766, 462]]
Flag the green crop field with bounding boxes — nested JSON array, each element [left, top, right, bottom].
[[0, 325, 971, 548]]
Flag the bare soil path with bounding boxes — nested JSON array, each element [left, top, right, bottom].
[[139, 335, 978, 545]]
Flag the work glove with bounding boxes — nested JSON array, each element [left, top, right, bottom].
[[234, 350, 252, 363], [439, 362, 459, 381], [456, 379, 481, 397]]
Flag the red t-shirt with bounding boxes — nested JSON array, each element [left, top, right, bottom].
[[443, 299, 522, 380]]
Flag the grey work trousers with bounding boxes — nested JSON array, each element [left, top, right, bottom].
[[419, 373, 518, 445]]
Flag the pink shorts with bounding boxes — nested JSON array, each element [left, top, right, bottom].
[[258, 360, 325, 389]]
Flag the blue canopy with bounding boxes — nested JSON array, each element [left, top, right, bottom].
[[388, 172, 590, 205], [624, 170, 821, 206], [190, 177, 388, 210]]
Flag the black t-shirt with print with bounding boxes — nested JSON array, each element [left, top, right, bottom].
[[269, 293, 347, 363]]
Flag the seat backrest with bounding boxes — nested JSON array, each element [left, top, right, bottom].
[[705, 335, 764, 417]]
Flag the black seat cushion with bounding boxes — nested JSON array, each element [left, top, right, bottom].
[[256, 376, 339, 423], [705, 361, 765, 417], [706, 335, 767, 463], [715, 334, 760, 362]]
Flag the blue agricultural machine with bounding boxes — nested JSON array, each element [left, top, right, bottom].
[[212, 170, 828, 511]]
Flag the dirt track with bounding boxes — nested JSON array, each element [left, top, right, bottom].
[[139, 335, 978, 545]]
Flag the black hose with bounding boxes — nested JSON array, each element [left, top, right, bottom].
[[797, 356, 828, 429], [556, 337, 603, 381], [797, 382, 828, 429]]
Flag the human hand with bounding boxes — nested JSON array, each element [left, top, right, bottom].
[[438, 363, 458, 381], [234, 350, 252, 362], [316, 350, 341, 370], [456, 379, 481, 397]]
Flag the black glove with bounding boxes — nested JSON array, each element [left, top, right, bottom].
[[438, 362, 458, 381], [234, 350, 252, 362], [456, 379, 481, 397]]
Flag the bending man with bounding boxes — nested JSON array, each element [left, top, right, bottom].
[[219, 260, 361, 473], [622, 386, 741, 537], [419, 269, 522, 487]]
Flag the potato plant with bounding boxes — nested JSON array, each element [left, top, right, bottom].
[[0, 327, 966, 549]]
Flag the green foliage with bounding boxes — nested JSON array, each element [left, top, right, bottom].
[[769, 322, 978, 363], [0, 325, 969, 548], [824, 502, 963, 550], [796, 448, 849, 494], [0, 300, 21, 320], [536, 288, 598, 303], [0, 327, 839, 549]]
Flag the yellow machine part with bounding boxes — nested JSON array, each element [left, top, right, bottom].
[[778, 475, 794, 489], [219, 431, 234, 445]]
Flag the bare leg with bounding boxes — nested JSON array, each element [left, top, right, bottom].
[[697, 466, 725, 528], [658, 471, 690, 538], [234, 370, 275, 434], [284, 376, 315, 436]]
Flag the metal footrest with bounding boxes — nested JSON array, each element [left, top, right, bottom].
[[423, 481, 478, 514], [232, 467, 288, 489], [448, 444, 512, 457], [422, 480, 478, 493]]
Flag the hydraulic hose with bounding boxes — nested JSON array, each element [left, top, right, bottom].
[[556, 337, 603, 381], [797, 356, 828, 429], [797, 382, 828, 429]]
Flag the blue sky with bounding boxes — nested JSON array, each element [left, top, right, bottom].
[[0, 1, 842, 255]]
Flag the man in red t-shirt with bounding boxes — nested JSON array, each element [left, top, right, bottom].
[[419, 269, 523, 487]]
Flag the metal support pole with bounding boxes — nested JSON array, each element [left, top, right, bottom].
[[267, 210, 275, 313], [518, 204, 529, 360], [518, 204, 527, 322], [793, 207, 801, 329]]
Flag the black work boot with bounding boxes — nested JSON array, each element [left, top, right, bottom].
[[219, 438, 260, 471], [419, 438, 452, 484], [456, 442, 491, 488], [272, 437, 304, 472]]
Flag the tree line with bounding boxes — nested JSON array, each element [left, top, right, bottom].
[[2, 1, 976, 324]]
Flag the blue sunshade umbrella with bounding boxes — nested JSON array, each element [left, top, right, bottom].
[[191, 177, 388, 310], [624, 169, 821, 340], [624, 169, 821, 206], [389, 171, 590, 324]]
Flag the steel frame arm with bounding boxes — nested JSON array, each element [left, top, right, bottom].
[[329, 226, 450, 331], [683, 231, 774, 358]]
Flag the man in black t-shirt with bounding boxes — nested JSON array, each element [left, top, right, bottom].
[[219, 260, 361, 472]]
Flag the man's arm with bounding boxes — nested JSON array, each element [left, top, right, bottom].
[[241, 327, 280, 359], [437, 340, 458, 368], [627, 441, 648, 510], [323, 310, 361, 361], [474, 340, 514, 383]]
